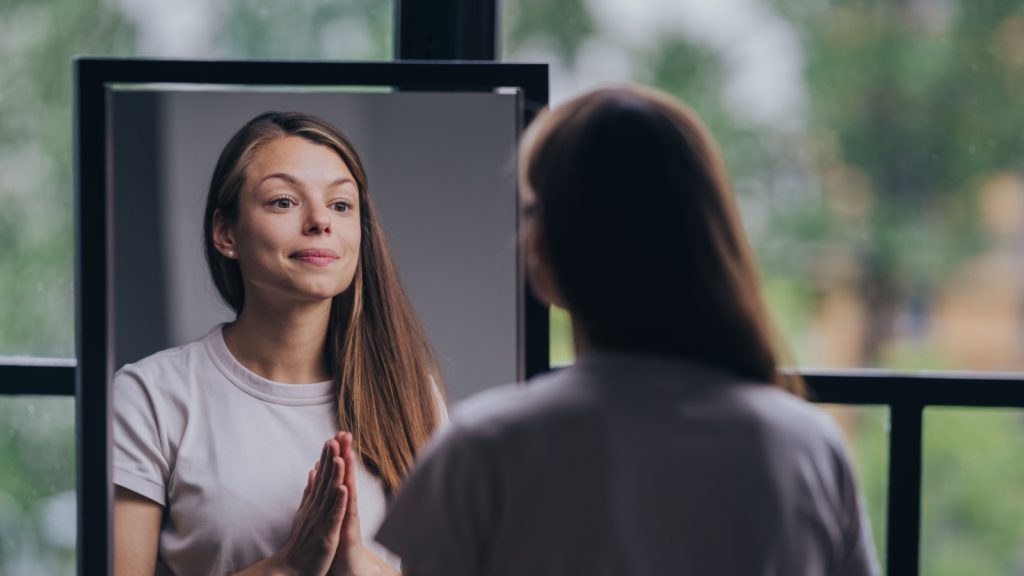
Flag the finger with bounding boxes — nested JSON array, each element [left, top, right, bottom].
[[300, 447, 327, 514], [341, 433, 356, 498], [300, 468, 315, 506], [330, 484, 349, 534], [310, 460, 320, 486], [309, 441, 333, 504], [341, 432, 361, 534], [302, 460, 320, 505], [323, 437, 342, 502], [317, 456, 346, 527]]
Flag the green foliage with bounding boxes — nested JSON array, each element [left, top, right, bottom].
[[761, 276, 818, 365], [0, 397, 76, 573], [0, 0, 133, 357], [922, 409, 1024, 575], [799, 0, 1024, 293], [502, 0, 594, 64], [224, 0, 391, 59], [549, 305, 574, 366]]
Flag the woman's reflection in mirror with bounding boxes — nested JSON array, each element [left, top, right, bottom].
[[113, 112, 445, 576]]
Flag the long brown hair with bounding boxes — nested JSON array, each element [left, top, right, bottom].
[[203, 111, 445, 493], [522, 86, 803, 395]]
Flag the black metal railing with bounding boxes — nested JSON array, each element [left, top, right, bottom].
[[805, 370, 1024, 575], [4, 362, 1024, 575]]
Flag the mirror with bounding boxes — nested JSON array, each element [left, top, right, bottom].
[[73, 59, 548, 575]]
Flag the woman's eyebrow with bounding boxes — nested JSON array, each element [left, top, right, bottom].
[[326, 177, 357, 189], [254, 172, 302, 189], [254, 173, 355, 190]]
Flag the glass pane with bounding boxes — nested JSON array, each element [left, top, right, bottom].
[[550, 305, 574, 367], [820, 404, 889, 572], [921, 408, 1024, 576], [508, 0, 1024, 372], [0, 0, 393, 358], [0, 396, 76, 575]]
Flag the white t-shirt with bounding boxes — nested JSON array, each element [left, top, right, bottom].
[[113, 325, 401, 575], [377, 351, 880, 576]]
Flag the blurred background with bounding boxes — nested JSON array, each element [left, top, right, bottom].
[[0, 0, 1022, 573]]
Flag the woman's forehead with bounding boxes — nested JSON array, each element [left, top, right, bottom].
[[251, 136, 349, 170], [245, 136, 356, 189]]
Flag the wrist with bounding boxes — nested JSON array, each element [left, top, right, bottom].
[[267, 552, 300, 576], [334, 544, 384, 576]]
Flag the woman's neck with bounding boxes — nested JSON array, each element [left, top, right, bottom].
[[222, 294, 334, 384]]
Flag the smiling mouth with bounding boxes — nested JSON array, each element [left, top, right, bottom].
[[290, 249, 340, 266]]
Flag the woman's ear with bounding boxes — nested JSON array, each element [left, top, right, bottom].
[[211, 208, 238, 259], [525, 214, 568, 310]]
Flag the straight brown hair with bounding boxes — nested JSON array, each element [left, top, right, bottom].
[[522, 86, 803, 395], [203, 112, 444, 493]]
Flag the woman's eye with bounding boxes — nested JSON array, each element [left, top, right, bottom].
[[271, 197, 295, 209], [332, 201, 352, 213]]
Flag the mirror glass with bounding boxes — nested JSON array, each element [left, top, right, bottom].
[[110, 86, 521, 403]]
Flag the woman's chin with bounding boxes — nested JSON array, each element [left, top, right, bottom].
[[293, 282, 352, 302], [244, 278, 353, 307]]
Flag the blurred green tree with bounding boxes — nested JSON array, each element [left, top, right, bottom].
[[0, 0, 133, 357]]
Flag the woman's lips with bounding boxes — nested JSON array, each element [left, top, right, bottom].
[[290, 249, 339, 266]]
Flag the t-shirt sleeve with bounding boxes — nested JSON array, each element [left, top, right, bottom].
[[112, 367, 171, 506], [375, 423, 498, 576]]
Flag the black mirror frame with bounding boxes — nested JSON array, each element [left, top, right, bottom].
[[73, 57, 549, 575]]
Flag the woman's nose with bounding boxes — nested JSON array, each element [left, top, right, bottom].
[[305, 205, 332, 235]]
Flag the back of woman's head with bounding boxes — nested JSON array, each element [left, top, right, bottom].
[[522, 86, 801, 393]]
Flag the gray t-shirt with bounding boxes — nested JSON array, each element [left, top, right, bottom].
[[377, 351, 879, 576], [113, 325, 399, 575]]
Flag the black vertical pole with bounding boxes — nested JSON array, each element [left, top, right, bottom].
[[886, 403, 923, 575], [75, 60, 113, 576], [395, 0, 499, 60]]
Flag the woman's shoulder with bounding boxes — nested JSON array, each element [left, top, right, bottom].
[[114, 327, 222, 393], [444, 368, 594, 441], [732, 383, 843, 436], [711, 383, 855, 474]]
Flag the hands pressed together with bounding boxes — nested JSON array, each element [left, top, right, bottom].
[[273, 431, 393, 576]]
